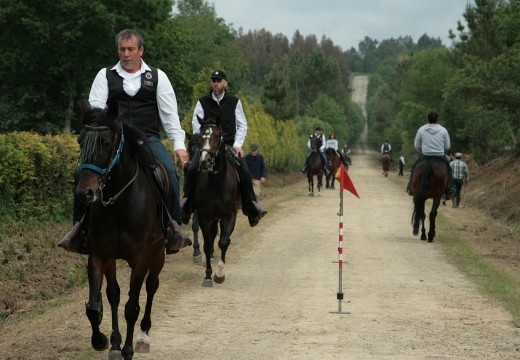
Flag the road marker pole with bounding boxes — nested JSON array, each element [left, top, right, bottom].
[[330, 188, 351, 315]]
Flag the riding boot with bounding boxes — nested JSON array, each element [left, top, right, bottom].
[[58, 214, 88, 254], [320, 153, 330, 175], [165, 219, 192, 254], [236, 157, 267, 227], [301, 152, 310, 174]]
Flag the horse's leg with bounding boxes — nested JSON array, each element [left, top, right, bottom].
[[105, 261, 124, 359], [428, 201, 440, 242], [214, 215, 238, 284], [192, 211, 202, 263], [420, 212, 427, 240], [121, 267, 147, 360], [136, 244, 165, 353], [202, 220, 218, 287], [86, 256, 109, 352]]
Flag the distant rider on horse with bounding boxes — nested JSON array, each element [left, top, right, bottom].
[[326, 133, 350, 168], [301, 127, 329, 175], [406, 111, 454, 199]]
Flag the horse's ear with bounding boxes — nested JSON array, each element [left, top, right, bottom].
[[196, 115, 204, 126], [106, 99, 119, 120]]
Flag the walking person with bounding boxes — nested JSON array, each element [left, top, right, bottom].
[[399, 154, 405, 176], [182, 70, 267, 227], [450, 152, 469, 208], [58, 29, 190, 255], [244, 144, 267, 198]]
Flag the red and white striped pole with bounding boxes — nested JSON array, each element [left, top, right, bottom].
[[330, 186, 351, 314]]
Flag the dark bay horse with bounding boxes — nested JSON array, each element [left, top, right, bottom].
[[325, 148, 340, 189], [193, 116, 241, 287], [76, 99, 166, 359], [381, 153, 391, 177], [185, 132, 203, 263], [411, 157, 448, 242], [306, 136, 323, 196]]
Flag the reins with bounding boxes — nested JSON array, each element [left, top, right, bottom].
[[78, 122, 139, 206]]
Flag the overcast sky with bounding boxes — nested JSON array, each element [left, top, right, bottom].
[[211, 0, 470, 50]]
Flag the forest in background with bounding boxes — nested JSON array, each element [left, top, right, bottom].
[[1, 0, 519, 223]]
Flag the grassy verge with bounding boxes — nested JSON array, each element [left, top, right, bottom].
[[438, 212, 520, 327]]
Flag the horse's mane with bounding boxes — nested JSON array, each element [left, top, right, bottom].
[[80, 106, 155, 168]]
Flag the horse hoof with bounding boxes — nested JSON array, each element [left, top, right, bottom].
[[108, 350, 124, 360], [92, 332, 109, 351], [428, 238, 434, 243], [135, 340, 150, 353], [193, 254, 203, 264], [421, 235, 427, 241], [213, 274, 225, 284], [203, 279, 213, 287]]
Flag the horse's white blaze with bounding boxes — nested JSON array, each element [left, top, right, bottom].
[[199, 127, 213, 162]]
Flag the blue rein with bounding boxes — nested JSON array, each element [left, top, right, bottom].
[[79, 125, 125, 180]]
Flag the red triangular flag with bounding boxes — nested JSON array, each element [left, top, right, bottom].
[[335, 164, 360, 198]]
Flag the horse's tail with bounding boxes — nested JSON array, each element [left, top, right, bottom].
[[412, 161, 433, 225]]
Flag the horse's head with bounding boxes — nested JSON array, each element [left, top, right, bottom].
[[197, 115, 223, 172], [76, 99, 122, 204], [310, 135, 322, 152]]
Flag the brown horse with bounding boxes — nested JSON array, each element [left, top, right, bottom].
[[411, 157, 448, 242], [306, 136, 323, 196], [193, 115, 241, 287], [325, 148, 340, 189], [381, 153, 391, 177], [75, 99, 166, 359]]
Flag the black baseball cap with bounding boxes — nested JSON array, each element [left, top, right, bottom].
[[211, 70, 227, 81]]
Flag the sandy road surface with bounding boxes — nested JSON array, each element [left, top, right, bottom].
[[1, 76, 519, 360], [131, 152, 519, 360]]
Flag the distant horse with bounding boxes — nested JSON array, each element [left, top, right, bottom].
[[381, 153, 391, 177], [193, 115, 241, 287], [75, 99, 166, 359], [306, 136, 324, 196], [325, 148, 340, 189], [185, 132, 203, 263], [411, 158, 448, 242]]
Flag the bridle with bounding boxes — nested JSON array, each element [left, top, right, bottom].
[[78, 122, 138, 206], [198, 123, 225, 174]]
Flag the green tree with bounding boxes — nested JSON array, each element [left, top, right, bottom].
[[261, 61, 293, 120]]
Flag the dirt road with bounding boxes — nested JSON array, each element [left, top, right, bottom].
[[1, 76, 519, 359]]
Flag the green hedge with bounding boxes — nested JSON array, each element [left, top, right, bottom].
[[0, 101, 303, 224], [0, 132, 79, 223]]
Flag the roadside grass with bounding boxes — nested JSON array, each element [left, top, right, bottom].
[[438, 212, 520, 327]]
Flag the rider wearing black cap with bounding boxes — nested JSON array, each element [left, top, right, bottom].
[[181, 70, 267, 227]]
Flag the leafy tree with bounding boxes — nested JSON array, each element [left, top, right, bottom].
[[261, 61, 293, 120]]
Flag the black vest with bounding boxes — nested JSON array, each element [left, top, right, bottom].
[[106, 66, 161, 137], [199, 91, 239, 146]]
